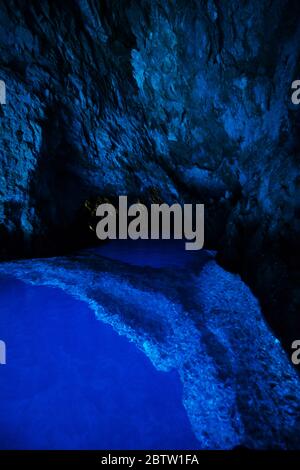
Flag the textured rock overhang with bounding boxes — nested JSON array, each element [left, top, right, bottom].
[[0, 0, 300, 346]]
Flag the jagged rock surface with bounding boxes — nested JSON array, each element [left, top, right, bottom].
[[0, 2, 300, 356], [0, 249, 299, 449]]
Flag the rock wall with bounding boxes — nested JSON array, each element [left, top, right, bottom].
[[1, 249, 300, 449], [1, 0, 300, 346]]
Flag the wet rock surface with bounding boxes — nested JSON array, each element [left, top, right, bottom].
[[0, 248, 299, 449], [1, 0, 300, 346]]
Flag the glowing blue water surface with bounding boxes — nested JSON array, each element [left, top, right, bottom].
[[0, 241, 201, 449]]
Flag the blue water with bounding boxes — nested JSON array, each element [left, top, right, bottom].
[[0, 271, 200, 449], [91, 239, 212, 268]]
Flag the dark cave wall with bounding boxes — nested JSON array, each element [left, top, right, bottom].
[[1, 0, 300, 346]]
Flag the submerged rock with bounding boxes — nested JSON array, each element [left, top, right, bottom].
[[0, 248, 299, 449]]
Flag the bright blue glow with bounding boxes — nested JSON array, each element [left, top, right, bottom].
[[0, 241, 299, 449], [91, 239, 212, 268], [0, 275, 200, 450]]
